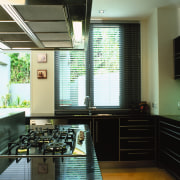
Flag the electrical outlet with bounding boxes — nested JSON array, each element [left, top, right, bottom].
[[178, 101, 180, 110], [152, 102, 157, 108]]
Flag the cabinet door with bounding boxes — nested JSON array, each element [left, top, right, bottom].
[[93, 117, 119, 161], [159, 118, 180, 179], [120, 117, 155, 161]]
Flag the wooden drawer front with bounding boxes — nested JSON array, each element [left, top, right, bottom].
[[120, 126, 153, 137], [160, 149, 180, 179], [120, 119, 153, 126], [160, 131, 180, 155], [160, 121, 180, 139], [120, 150, 154, 161], [120, 138, 154, 149]]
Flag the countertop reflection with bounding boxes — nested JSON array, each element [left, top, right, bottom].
[[0, 125, 102, 180]]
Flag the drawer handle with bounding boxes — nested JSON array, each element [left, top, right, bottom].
[[128, 120, 149, 122], [128, 152, 148, 155], [128, 140, 149, 143], [161, 130, 179, 141], [160, 121, 177, 129], [128, 129, 149, 131]]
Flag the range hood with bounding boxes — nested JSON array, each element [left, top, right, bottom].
[[0, 0, 92, 50]]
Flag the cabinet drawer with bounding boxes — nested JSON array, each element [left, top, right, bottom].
[[120, 126, 153, 137], [120, 119, 153, 126], [120, 138, 154, 149], [120, 150, 154, 161], [160, 131, 180, 155], [160, 149, 180, 179], [160, 121, 180, 139]]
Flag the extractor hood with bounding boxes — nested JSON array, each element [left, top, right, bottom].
[[0, 0, 92, 50]]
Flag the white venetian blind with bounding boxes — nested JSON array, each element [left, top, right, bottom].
[[55, 51, 86, 108], [90, 26, 120, 106]]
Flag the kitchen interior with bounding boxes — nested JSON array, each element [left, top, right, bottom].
[[0, 0, 180, 180]]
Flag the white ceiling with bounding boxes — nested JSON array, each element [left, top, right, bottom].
[[91, 0, 180, 20]]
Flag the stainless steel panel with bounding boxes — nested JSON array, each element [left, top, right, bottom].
[[15, 5, 65, 21], [36, 33, 71, 41], [42, 41, 72, 48], [0, 22, 23, 32], [27, 21, 68, 32]]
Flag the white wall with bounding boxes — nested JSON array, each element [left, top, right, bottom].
[[157, 7, 180, 115], [141, 9, 159, 115], [143, 7, 180, 115], [30, 51, 54, 114], [0, 53, 10, 106]]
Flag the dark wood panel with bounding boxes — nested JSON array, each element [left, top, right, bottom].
[[158, 116, 180, 179], [120, 150, 154, 161]]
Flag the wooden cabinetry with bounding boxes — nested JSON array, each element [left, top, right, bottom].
[[28, 115, 155, 162], [119, 117, 155, 161], [92, 117, 119, 161], [174, 36, 180, 79], [158, 117, 180, 179]]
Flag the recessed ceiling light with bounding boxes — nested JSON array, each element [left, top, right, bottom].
[[99, 10, 104, 14]]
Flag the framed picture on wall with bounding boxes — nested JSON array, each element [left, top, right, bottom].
[[37, 53, 47, 63], [37, 70, 47, 79]]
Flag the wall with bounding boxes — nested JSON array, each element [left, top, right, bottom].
[[144, 7, 180, 115], [0, 53, 10, 106], [158, 7, 180, 115], [30, 51, 54, 114], [146, 9, 159, 115], [10, 83, 30, 104]]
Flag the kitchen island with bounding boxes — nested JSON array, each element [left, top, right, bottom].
[[0, 112, 102, 180]]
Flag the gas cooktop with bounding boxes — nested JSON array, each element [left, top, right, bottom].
[[1, 124, 86, 157]]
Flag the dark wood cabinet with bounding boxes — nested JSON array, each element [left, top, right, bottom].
[[92, 117, 119, 161], [158, 117, 180, 179], [119, 117, 155, 161], [174, 36, 180, 79]]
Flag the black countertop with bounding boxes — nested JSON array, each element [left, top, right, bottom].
[[0, 125, 102, 180], [160, 115, 180, 122]]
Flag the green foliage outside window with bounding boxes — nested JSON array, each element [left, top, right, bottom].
[[0, 52, 30, 108], [7, 53, 30, 83]]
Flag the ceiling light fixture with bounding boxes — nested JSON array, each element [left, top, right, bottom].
[[73, 21, 82, 43]]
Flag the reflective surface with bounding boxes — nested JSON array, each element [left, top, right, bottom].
[[0, 156, 102, 180], [0, 125, 102, 180]]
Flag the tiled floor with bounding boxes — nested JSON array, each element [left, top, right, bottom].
[[100, 167, 175, 180]]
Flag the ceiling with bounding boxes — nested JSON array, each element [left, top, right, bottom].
[[0, 0, 179, 50], [91, 0, 180, 20]]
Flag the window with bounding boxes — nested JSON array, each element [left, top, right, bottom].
[[55, 23, 140, 113], [0, 51, 31, 114], [55, 51, 86, 108]]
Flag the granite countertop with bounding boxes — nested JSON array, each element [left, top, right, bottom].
[[161, 115, 180, 122], [0, 111, 24, 119], [0, 125, 102, 180]]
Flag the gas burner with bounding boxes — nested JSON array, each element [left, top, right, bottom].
[[6, 125, 86, 156], [37, 136, 53, 144], [16, 143, 30, 155], [43, 142, 67, 155], [8, 142, 31, 155]]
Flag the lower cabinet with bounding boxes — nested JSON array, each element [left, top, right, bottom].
[[92, 117, 119, 161], [119, 116, 155, 161], [158, 117, 180, 179]]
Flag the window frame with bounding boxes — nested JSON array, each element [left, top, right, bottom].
[[55, 23, 141, 114]]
